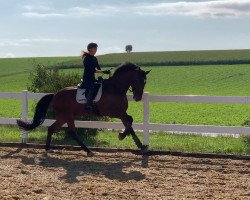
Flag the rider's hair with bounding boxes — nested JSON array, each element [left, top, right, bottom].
[[81, 51, 89, 58]]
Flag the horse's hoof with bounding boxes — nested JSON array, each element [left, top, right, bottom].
[[118, 132, 126, 140], [45, 146, 55, 152], [87, 151, 94, 157], [45, 148, 54, 152], [141, 145, 149, 154]]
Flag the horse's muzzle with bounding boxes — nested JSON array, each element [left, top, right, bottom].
[[133, 96, 142, 102]]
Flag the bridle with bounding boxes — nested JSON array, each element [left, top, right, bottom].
[[128, 86, 133, 93]]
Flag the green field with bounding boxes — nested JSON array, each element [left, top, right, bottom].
[[0, 50, 250, 155], [1, 125, 249, 155], [1, 49, 250, 73], [1, 65, 250, 126], [63, 49, 250, 67]]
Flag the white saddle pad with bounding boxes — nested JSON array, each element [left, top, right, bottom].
[[76, 85, 102, 104]]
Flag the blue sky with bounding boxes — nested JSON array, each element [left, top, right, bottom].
[[1, 0, 250, 57]]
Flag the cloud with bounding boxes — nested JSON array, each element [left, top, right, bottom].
[[69, 6, 119, 17], [4, 53, 15, 58], [20, 38, 66, 42], [22, 5, 119, 18], [23, 5, 51, 12], [23, 12, 64, 18], [22, 1, 250, 19], [0, 38, 67, 47], [0, 41, 25, 47], [134, 0, 250, 18], [98, 46, 124, 55]]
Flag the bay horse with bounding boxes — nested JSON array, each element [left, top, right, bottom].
[[17, 62, 151, 156]]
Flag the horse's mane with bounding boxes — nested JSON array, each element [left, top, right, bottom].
[[113, 62, 139, 76]]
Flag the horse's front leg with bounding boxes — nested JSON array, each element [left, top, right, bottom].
[[119, 114, 144, 150], [118, 114, 133, 140]]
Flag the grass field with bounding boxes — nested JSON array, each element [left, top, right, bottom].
[[61, 49, 250, 67], [1, 50, 250, 155], [1, 65, 250, 126], [1, 125, 249, 155], [1, 49, 250, 73]]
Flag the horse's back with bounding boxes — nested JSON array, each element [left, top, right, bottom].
[[54, 86, 77, 97], [51, 86, 78, 111]]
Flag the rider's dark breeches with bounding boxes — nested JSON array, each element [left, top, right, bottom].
[[85, 83, 95, 103]]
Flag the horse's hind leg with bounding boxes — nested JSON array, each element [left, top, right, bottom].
[[46, 119, 65, 150], [66, 118, 94, 157]]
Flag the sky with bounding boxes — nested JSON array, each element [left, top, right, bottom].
[[0, 0, 250, 58]]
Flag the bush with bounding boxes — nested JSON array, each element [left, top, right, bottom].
[[27, 64, 108, 141], [242, 118, 250, 127], [28, 64, 81, 93]]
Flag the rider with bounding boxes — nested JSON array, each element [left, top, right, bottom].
[[81, 42, 110, 111]]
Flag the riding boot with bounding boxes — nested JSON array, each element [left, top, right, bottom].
[[86, 88, 95, 111]]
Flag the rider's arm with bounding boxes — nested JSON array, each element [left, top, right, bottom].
[[95, 57, 101, 70], [94, 57, 105, 73], [93, 57, 110, 74], [95, 69, 104, 74], [95, 69, 110, 74]]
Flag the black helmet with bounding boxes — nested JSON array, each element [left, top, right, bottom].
[[87, 42, 98, 50]]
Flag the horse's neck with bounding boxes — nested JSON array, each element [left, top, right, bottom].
[[106, 74, 132, 95]]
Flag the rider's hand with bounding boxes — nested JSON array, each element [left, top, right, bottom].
[[103, 70, 111, 74]]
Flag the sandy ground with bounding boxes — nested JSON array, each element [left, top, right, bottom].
[[0, 147, 249, 200]]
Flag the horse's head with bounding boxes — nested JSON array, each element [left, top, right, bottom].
[[112, 62, 151, 101], [130, 66, 151, 101]]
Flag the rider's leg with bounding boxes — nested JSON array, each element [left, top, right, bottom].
[[86, 84, 95, 111]]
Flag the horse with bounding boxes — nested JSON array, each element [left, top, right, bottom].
[[17, 62, 151, 156]]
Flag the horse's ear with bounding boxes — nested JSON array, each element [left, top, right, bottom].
[[145, 70, 151, 75], [134, 64, 140, 70]]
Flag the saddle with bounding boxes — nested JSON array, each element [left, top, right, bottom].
[[76, 77, 103, 104]]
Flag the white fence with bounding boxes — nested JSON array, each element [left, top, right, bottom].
[[1, 90, 250, 146]]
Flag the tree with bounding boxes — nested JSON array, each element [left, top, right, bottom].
[[125, 45, 133, 53]]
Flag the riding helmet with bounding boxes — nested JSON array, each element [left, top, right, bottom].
[[87, 42, 98, 50]]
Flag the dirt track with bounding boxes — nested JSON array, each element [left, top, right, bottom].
[[0, 147, 249, 200]]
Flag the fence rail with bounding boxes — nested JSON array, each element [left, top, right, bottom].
[[0, 91, 250, 146]]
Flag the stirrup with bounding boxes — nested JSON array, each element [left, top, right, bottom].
[[85, 103, 94, 111]]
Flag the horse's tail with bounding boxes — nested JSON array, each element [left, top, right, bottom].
[[17, 94, 54, 131]]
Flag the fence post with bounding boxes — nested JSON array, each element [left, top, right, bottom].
[[143, 92, 150, 146], [22, 90, 28, 143]]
